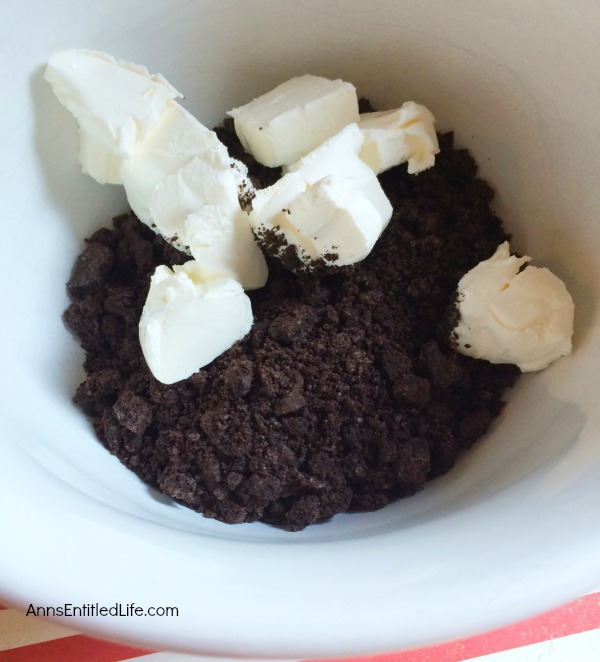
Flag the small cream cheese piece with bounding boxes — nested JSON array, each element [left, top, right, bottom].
[[453, 242, 574, 371], [227, 74, 359, 167], [139, 262, 253, 384], [44, 49, 182, 172], [359, 102, 439, 174], [250, 124, 393, 267]]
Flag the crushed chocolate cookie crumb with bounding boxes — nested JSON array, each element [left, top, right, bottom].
[[252, 225, 341, 276], [64, 126, 518, 531]]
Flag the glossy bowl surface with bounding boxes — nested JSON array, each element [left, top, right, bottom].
[[1, 1, 599, 657]]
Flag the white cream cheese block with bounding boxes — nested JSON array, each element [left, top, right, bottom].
[[453, 242, 574, 371], [139, 262, 253, 384], [250, 124, 392, 267], [46, 51, 267, 293], [44, 49, 182, 168], [359, 102, 439, 175], [120, 102, 267, 291], [120, 102, 236, 227]]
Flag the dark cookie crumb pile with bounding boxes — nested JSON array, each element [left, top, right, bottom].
[[64, 128, 519, 531]]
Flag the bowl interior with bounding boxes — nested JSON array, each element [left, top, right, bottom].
[[2, 0, 600, 657]]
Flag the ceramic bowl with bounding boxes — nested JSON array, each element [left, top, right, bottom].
[[1, 0, 599, 657]]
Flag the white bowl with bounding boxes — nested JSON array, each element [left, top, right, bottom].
[[1, 0, 599, 658]]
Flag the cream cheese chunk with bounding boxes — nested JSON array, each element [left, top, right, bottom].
[[139, 262, 253, 384], [46, 51, 267, 293], [120, 102, 235, 227], [183, 207, 268, 291], [227, 74, 359, 167], [44, 49, 182, 163], [120, 102, 267, 291], [453, 242, 574, 371], [359, 102, 439, 174], [147, 156, 241, 241], [283, 123, 392, 223], [77, 130, 125, 184], [250, 124, 393, 267]]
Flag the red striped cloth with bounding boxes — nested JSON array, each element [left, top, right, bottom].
[[314, 592, 600, 662], [1, 593, 600, 661], [0, 635, 150, 662]]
